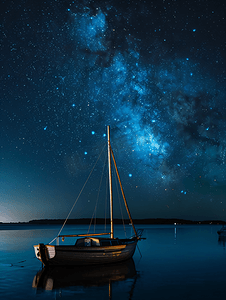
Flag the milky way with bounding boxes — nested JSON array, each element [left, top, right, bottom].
[[1, 0, 225, 222]]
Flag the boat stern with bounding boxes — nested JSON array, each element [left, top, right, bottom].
[[34, 245, 41, 261], [34, 244, 56, 265]]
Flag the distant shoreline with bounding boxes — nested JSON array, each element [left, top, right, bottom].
[[0, 218, 225, 225]]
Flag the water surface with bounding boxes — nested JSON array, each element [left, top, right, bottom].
[[0, 224, 225, 299]]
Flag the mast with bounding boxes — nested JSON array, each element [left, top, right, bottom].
[[107, 126, 114, 239]]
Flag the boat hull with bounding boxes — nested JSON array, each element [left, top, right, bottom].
[[34, 239, 138, 266]]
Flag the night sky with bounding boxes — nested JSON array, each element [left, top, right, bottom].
[[1, 0, 225, 223]]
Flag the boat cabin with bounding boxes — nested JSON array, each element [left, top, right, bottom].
[[75, 237, 134, 247], [75, 238, 100, 247]]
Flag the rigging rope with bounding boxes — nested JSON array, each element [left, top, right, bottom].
[[104, 171, 108, 232], [88, 151, 107, 234], [49, 144, 106, 245], [114, 165, 127, 238]]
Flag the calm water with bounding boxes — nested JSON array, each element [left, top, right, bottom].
[[0, 224, 226, 300]]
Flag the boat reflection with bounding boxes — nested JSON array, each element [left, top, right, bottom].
[[218, 236, 226, 249], [32, 258, 137, 297]]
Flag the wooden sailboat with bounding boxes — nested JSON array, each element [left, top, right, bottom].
[[34, 126, 143, 266]]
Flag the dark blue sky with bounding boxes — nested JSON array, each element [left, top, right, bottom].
[[1, 0, 225, 222]]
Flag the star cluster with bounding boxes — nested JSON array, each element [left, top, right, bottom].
[[1, 0, 225, 222]]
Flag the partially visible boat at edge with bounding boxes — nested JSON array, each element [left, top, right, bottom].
[[217, 225, 226, 237], [34, 126, 144, 266]]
